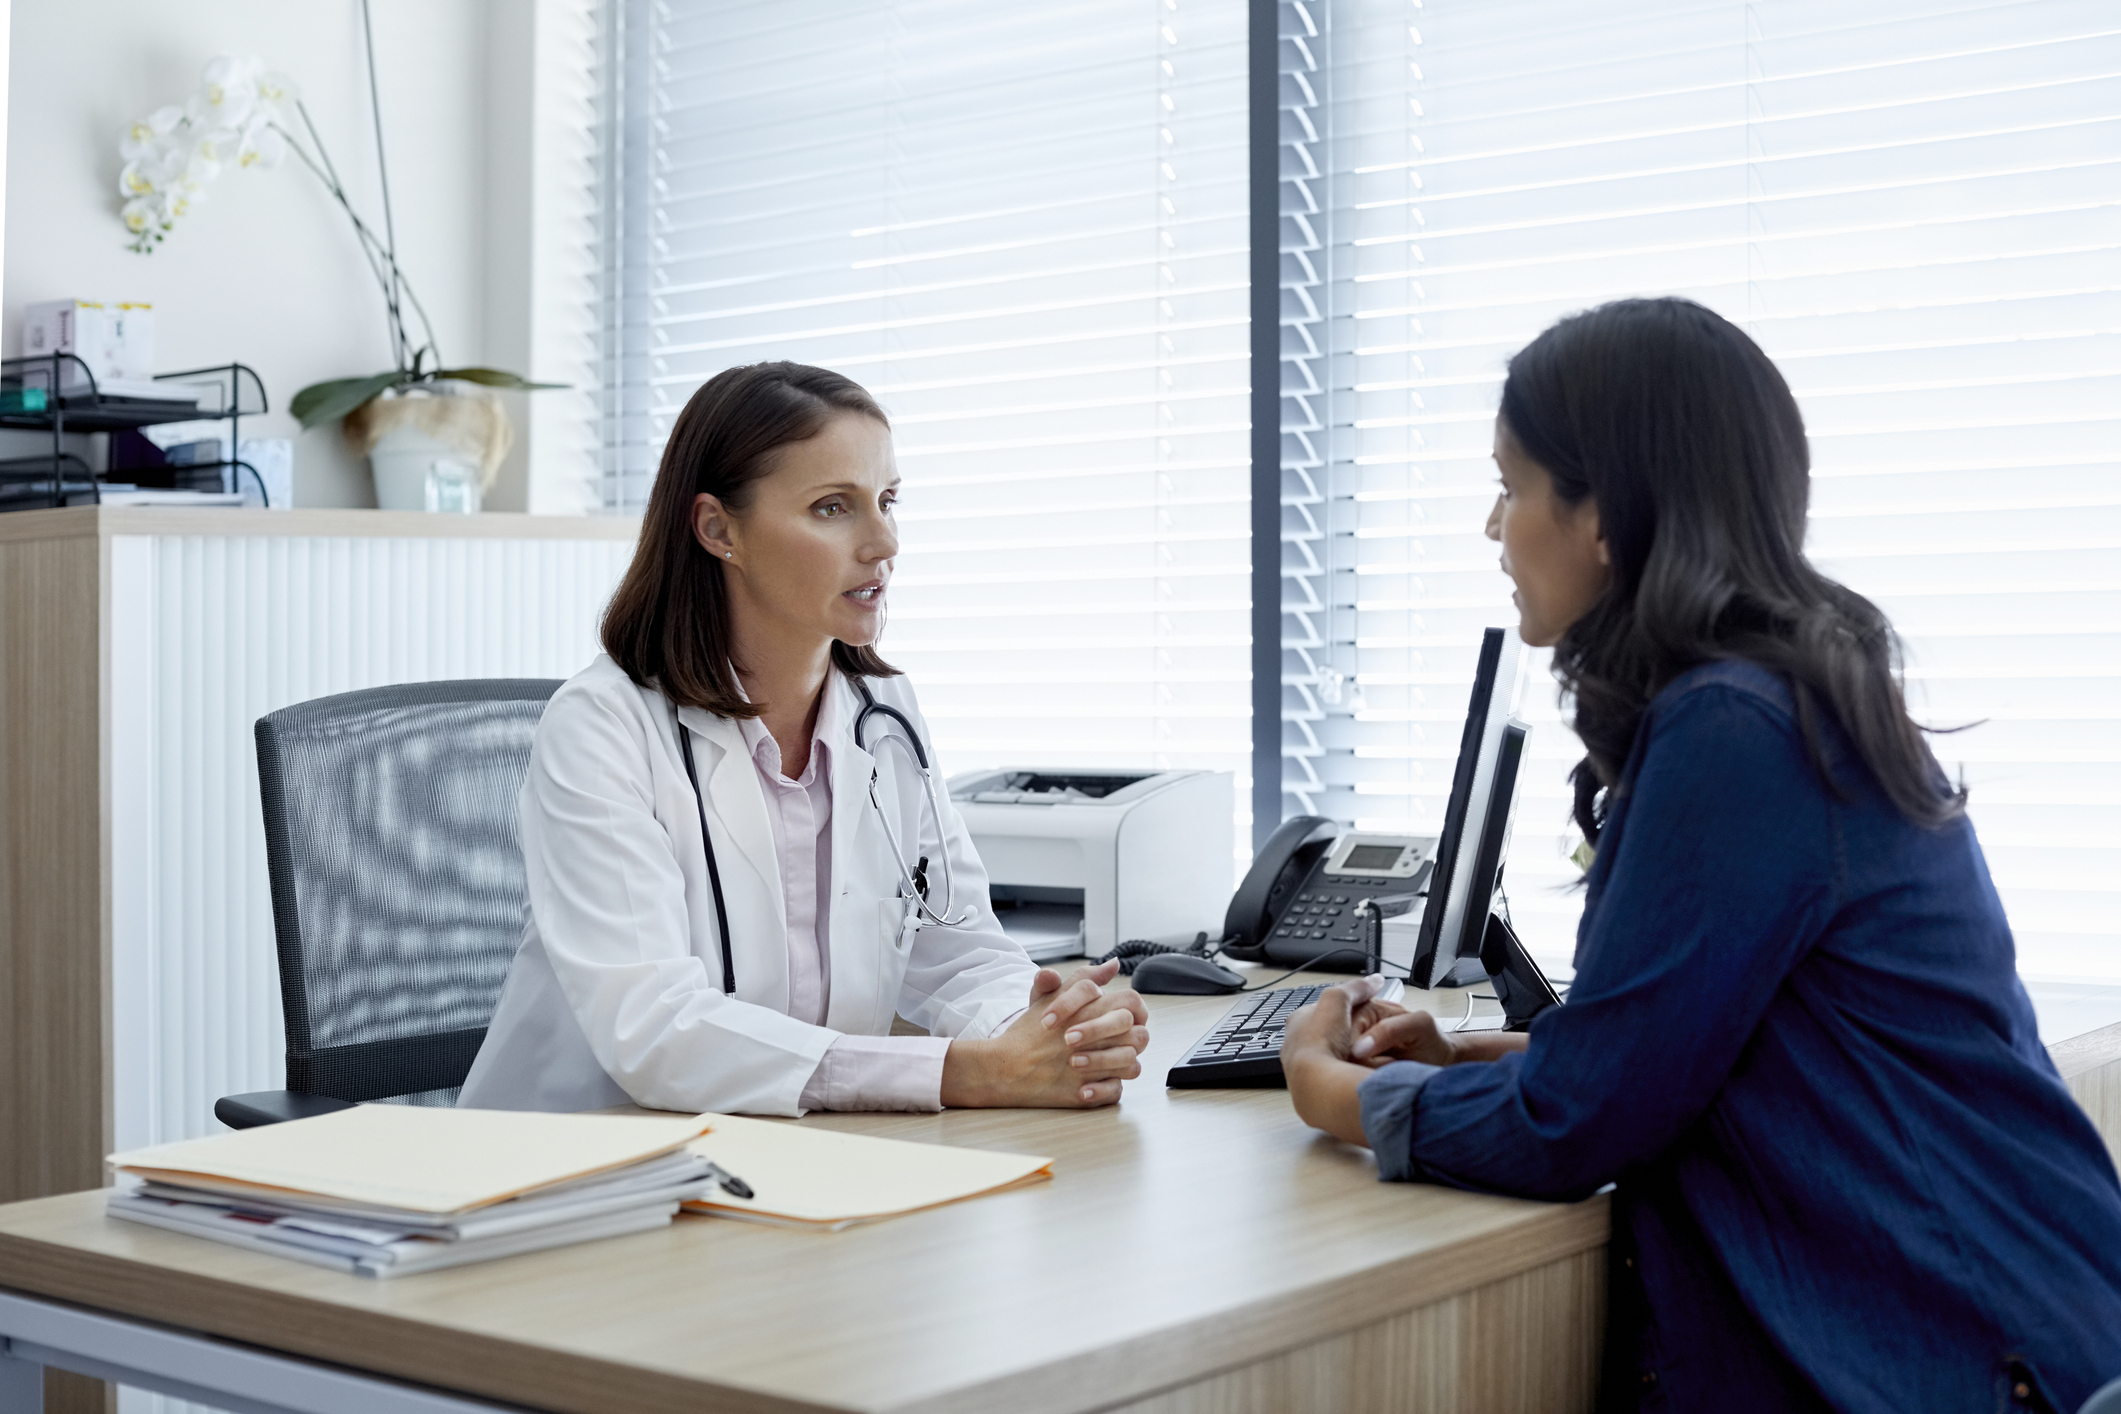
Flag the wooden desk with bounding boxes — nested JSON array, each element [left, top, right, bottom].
[[2052, 1019, 2121, 1169], [4, 987, 2117, 1414], [0, 982, 1607, 1414]]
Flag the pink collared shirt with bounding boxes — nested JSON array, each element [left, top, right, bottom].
[[736, 698, 952, 1112]]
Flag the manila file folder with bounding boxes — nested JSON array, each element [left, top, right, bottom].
[[686, 1114, 1051, 1230], [109, 1106, 716, 1215]]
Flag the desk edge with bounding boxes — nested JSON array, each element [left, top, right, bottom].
[[2050, 1020, 2121, 1083], [0, 1190, 1607, 1414]]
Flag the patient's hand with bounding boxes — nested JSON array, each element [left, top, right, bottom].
[[1282, 977, 1532, 1146], [1278, 978, 1377, 1144], [1349, 999, 1529, 1068]]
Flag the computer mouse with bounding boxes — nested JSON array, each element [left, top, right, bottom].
[[1130, 953, 1246, 995]]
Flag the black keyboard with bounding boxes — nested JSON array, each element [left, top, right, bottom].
[[1164, 985, 1328, 1088]]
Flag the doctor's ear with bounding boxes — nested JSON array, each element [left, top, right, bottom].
[[692, 493, 739, 563]]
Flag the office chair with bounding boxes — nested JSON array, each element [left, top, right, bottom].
[[214, 679, 561, 1129]]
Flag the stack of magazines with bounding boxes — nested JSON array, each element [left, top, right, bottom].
[[107, 1106, 723, 1278]]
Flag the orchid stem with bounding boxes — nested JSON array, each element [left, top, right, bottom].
[[359, 0, 407, 375], [278, 108, 441, 374]]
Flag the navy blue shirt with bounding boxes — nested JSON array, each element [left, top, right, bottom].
[[1358, 661, 2121, 1413]]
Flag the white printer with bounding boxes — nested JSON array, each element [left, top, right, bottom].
[[950, 769, 1235, 962]]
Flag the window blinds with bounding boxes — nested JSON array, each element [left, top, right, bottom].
[[600, 1, 1254, 836], [1291, 0, 2121, 978]]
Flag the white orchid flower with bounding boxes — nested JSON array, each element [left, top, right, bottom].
[[120, 105, 187, 162], [187, 90, 251, 131], [117, 53, 304, 251], [191, 54, 260, 129], [192, 126, 236, 164], [237, 122, 286, 169], [138, 150, 185, 196], [256, 70, 301, 117]]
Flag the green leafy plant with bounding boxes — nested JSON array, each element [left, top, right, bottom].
[[290, 359, 559, 432]]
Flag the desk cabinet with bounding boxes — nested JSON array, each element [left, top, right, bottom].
[[0, 507, 636, 1204]]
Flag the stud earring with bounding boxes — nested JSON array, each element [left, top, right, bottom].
[[725, 552, 733, 559]]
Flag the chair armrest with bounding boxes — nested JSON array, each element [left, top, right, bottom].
[[214, 1090, 358, 1130]]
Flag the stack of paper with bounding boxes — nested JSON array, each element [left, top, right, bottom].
[[686, 1114, 1053, 1231], [107, 1106, 719, 1278], [65, 376, 200, 405]]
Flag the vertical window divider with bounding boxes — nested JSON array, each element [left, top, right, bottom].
[[1249, 0, 1283, 849]]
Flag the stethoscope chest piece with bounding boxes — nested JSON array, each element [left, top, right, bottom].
[[852, 680, 968, 928]]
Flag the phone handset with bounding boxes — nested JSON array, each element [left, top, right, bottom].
[[1217, 816, 1338, 963]]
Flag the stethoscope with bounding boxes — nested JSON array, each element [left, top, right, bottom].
[[676, 674, 969, 996]]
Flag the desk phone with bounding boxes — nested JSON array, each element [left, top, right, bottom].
[[1217, 817, 1435, 972]]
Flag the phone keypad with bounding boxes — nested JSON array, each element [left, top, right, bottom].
[[1274, 877, 1422, 946], [1278, 888, 1358, 943]]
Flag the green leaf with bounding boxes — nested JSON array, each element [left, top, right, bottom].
[[430, 367, 568, 391], [290, 372, 405, 429]]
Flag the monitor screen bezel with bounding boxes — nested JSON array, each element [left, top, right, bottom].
[[1454, 718, 1528, 963], [1407, 628, 1525, 988]]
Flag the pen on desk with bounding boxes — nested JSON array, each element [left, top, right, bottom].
[[702, 1161, 755, 1201]]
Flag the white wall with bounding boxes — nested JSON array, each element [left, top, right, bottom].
[[2, 0, 590, 510]]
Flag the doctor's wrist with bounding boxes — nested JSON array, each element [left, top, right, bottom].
[[939, 1037, 1001, 1108]]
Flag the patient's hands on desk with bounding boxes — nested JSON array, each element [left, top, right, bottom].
[[1281, 978, 1528, 1147], [1349, 999, 1528, 1069], [940, 959, 1151, 1109]]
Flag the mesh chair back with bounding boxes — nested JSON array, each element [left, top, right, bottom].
[[256, 679, 560, 1103]]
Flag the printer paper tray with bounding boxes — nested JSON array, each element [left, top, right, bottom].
[[995, 903, 1085, 962]]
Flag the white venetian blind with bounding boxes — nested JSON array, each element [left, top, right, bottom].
[[1297, 0, 2121, 977], [599, 0, 1254, 832]]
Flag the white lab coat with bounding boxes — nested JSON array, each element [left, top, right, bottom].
[[458, 654, 1035, 1116]]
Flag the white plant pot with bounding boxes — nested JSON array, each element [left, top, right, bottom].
[[368, 424, 483, 513]]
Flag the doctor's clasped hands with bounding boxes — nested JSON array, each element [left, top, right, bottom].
[[941, 959, 1151, 1108]]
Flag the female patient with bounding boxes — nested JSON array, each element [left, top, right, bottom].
[[463, 361, 1148, 1115], [1281, 299, 2121, 1412]]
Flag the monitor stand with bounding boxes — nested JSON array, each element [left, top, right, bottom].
[[1429, 953, 1491, 989], [1478, 912, 1563, 1030]]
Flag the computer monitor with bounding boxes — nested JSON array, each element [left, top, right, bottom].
[[1407, 628, 1527, 989]]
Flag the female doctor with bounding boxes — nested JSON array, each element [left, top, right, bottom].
[[460, 361, 1150, 1115]]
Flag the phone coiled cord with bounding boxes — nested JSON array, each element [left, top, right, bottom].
[[1093, 931, 1222, 975]]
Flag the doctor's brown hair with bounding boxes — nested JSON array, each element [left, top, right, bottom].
[[600, 361, 900, 717]]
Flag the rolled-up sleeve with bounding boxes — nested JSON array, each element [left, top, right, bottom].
[[1359, 1060, 1444, 1181]]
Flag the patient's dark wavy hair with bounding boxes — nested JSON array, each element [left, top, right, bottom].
[[1499, 297, 1963, 843]]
